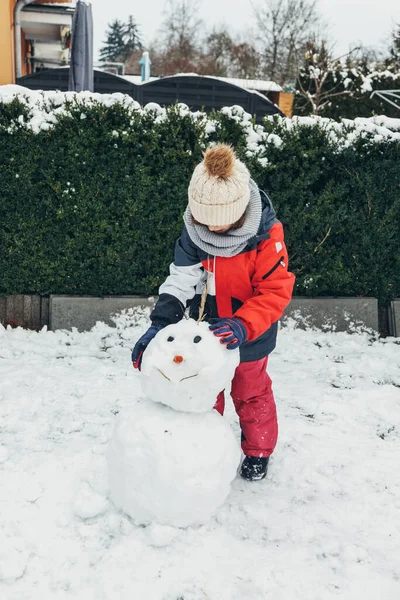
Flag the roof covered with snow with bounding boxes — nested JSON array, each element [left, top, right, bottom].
[[121, 73, 282, 93]]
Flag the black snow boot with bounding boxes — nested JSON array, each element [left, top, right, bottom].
[[240, 456, 269, 481]]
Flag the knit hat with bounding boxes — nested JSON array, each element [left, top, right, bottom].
[[188, 144, 250, 226]]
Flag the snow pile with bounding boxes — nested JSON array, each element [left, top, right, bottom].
[[108, 319, 240, 527], [0, 311, 400, 597]]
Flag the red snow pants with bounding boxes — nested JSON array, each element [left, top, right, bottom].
[[214, 357, 278, 458]]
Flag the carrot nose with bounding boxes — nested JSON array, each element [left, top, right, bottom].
[[173, 355, 184, 364]]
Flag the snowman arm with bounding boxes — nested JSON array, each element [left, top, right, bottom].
[[233, 223, 295, 341], [150, 229, 204, 326]]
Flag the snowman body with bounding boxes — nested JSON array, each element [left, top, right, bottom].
[[107, 319, 241, 527]]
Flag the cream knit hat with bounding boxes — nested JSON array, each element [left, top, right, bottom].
[[188, 144, 250, 226]]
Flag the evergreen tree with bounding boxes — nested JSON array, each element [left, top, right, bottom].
[[99, 19, 126, 62], [100, 16, 142, 63], [123, 16, 142, 57]]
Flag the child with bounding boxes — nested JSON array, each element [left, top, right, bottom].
[[132, 144, 295, 481]]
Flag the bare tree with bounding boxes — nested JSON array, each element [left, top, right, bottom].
[[296, 40, 360, 114], [151, 0, 204, 74], [229, 40, 261, 79], [253, 0, 322, 85], [198, 27, 261, 78], [355, 44, 385, 68], [199, 28, 233, 76]]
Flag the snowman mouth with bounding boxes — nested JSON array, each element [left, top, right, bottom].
[[156, 368, 199, 383]]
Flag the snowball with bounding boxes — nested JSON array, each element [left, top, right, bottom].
[[73, 483, 109, 519], [146, 522, 179, 547], [107, 400, 240, 527], [141, 319, 240, 413]]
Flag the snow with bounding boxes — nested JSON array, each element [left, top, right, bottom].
[[121, 75, 159, 85], [0, 310, 400, 598], [144, 101, 163, 114], [172, 73, 283, 93], [108, 319, 240, 527], [107, 401, 240, 527], [360, 76, 373, 93], [300, 61, 400, 91], [0, 84, 38, 96], [141, 319, 240, 413], [1, 86, 399, 165], [0, 86, 142, 135], [73, 482, 109, 519]]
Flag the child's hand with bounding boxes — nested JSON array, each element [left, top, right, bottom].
[[209, 318, 247, 350], [131, 324, 163, 370]]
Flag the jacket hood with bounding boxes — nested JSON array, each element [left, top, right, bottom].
[[259, 190, 278, 234], [245, 188, 279, 248]]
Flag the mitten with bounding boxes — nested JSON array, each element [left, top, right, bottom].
[[131, 323, 163, 370], [208, 317, 247, 350]]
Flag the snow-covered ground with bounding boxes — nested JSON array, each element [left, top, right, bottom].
[[0, 310, 399, 600]]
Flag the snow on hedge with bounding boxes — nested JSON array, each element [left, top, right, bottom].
[[1, 85, 400, 167]]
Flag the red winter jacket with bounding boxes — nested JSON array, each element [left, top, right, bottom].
[[151, 188, 295, 362]]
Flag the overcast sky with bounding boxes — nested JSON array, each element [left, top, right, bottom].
[[89, 0, 400, 67]]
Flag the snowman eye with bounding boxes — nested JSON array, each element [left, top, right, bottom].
[[193, 335, 202, 343], [167, 336, 174, 342]]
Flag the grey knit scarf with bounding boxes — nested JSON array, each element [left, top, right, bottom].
[[183, 179, 262, 257]]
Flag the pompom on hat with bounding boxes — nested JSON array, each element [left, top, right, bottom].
[[188, 144, 250, 226]]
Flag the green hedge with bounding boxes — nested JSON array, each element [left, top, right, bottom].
[[0, 92, 399, 305]]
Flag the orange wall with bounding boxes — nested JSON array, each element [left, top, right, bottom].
[[0, 0, 15, 84], [0, 0, 70, 84], [278, 92, 294, 117]]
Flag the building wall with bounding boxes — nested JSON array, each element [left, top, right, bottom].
[[34, 41, 69, 67], [0, 0, 69, 85], [278, 92, 294, 117], [0, 0, 15, 85], [21, 29, 31, 77]]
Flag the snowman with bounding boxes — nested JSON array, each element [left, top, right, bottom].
[[107, 318, 241, 528]]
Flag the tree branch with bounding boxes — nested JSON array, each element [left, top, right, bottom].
[[313, 227, 332, 253]]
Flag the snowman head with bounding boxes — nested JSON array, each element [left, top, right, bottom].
[[140, 319, 240, 413]]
